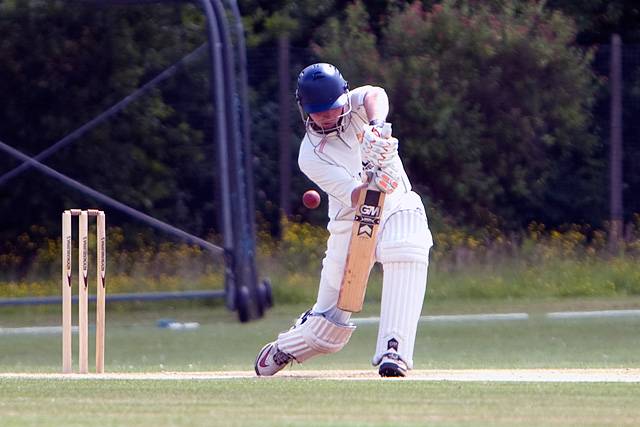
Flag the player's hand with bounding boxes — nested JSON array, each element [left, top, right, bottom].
[[363, 122, 392, 143], [362, 123, 398, 168], [366, 119, 391, 136], [363, 136, 398, 168], [374, 166, 400, 194]]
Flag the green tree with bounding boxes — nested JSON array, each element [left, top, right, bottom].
[[315, 0, 604, 228], [546, 0, 640, 44], [0, 2, 210, 241]]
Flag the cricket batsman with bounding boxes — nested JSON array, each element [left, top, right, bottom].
[[255, 63, 433, 377]]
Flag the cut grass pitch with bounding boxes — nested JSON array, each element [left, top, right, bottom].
[[1, 298, 639, 425], [1, 378, 639, 426]]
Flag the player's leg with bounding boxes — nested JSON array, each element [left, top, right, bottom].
[[373, 204, 432, 377], [255, 223, 355, 376], [311, 221, 355, 324], [255, 309, 356, 375]]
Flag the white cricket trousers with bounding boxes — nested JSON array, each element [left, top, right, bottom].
[[312, 191, 433, 369]]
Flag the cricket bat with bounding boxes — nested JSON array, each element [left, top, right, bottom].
[[337, 123, 391, 312], [337, 186, 385, 312]]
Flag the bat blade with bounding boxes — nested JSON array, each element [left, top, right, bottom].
[[338, 187, 385, 312]]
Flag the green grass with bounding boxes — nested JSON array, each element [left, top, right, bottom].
[[1, 298, 640, 372], [425, 257, 640, 300], [262, 255, 640, 303], [4, 253, 640, 304], [1, 299, 639, 426], [1, 379, 639, 426]]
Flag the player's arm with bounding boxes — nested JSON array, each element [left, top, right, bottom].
[[362, 87, 389, 126]]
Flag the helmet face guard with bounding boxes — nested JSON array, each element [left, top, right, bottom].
[[299, 98, 353, 136], [296, 63, 352, 135]]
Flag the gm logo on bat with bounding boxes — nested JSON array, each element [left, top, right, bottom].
[[355, 204, 381, 238]]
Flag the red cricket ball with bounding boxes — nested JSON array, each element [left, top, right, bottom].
[[302, 190, 321, 209]]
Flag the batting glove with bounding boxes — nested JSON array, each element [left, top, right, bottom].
[[362, 123, 398, 168], [373, 165, 400, 194]]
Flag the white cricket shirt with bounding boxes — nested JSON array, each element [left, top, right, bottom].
[[298, 86, 412, 224]]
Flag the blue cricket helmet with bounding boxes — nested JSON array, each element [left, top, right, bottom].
[[296, 63, 349, 113]]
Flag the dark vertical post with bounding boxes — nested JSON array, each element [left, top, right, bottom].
[[278, 34, 292, 218], [197, 0, 236, 310], [228, 0, 272, 315], [211, 0, 261, 321], [609, 34, 623, 251], [227, 0, 257, 241]]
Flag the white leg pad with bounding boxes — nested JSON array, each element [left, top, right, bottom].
[[373, 209, 431, 370], [376, 209, 432, 264], [277, 313, 356, 363], [372, 261, 428, 369]]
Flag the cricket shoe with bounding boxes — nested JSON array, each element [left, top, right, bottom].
[[254, 341, 293, 376], [378, 350, 407, 377]]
